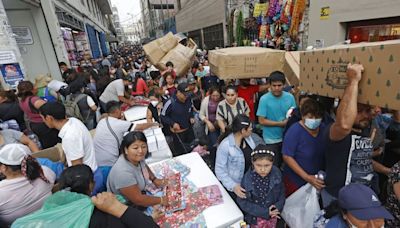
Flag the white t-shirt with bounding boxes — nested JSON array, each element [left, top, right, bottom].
[[94, 117, 133, 167], [58, 117, 98, 171], [0, 166, 55, 225], [86, 96, 96, 107], [99, 79, 125, 104]]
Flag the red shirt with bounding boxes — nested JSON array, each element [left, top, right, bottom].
[[131, 78, 149, 96], [237, 85, 259, 121]]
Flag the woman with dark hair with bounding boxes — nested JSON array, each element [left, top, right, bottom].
[[216, 85, 250, 133], [0, 90, 25, 130], [17, 81, 60, 149], [162, 72, 177, 97], [282, 98, 327, 196], [0, 144, 55, 225], [107, 131, 170, 208], [55, 165, 159, 227], [131, 72, 149, 97], [199, 85, 222, 151], [215, 114, 264, 199]]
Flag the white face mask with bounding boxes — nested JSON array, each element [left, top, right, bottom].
[[150, 100, 159, 106]]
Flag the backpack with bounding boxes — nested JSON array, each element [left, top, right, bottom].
[[64, 94, 88, 121]]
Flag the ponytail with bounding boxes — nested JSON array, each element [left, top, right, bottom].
[[218, 114, 251, 143], [58, 164, 93, 195], [21, 155, 49, 183]]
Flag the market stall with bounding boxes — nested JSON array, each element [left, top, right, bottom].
[[228, 0, 307, 50], [148, 152, 244, 228], [124, 105, 173, 164]]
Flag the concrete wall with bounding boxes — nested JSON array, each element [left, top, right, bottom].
[[308, 0, 400, 47], [175, 0, 226, 33], [4, 0, 61, 81]]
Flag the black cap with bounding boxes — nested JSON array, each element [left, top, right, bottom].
[[177, 82, 191, 95]]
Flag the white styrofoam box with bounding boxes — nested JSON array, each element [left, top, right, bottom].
[[153, 128, 163, 135], [147, 135, 157, 152]]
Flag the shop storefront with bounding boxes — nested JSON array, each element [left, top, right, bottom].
[[56, 6, 89, 68], [347, 17, 400, 43], [228, 0, 307, 50]]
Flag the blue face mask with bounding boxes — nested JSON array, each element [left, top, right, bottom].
[[304, 118, 322, 130]]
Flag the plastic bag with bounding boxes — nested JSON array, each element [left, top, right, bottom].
[[281, 183, 321, 228], [12, 191, 94, 228]]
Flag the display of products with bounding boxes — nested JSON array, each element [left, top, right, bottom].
[[60, 27, 90, 67]]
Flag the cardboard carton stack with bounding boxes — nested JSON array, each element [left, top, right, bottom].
[[300, 40, 400, 110], [144, 127, 171, 160], [144, 32, 197, 77], [209, 47, 286, 80]]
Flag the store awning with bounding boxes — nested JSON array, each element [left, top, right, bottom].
[[98, 0, 112, 14], [106, 34, 118, 42]]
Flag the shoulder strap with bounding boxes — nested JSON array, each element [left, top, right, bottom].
[[106, 117, 120, 146], [28, 97, 39, 114]]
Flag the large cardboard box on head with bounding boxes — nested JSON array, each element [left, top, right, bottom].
[[143, 32, 178, 64], [209, 47, 286, 80], [144, 33, 197, 77], [300, 40, 400, 110]]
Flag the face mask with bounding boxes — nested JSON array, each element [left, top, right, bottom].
[[304, 118, 322, 130], [334, 98, 339, 108], [151, 100, 159, 107], [128, 85, 133, 89]]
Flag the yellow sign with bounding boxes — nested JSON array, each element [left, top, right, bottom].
[[320, 6, 330, 19], [253, 3, 268, 17]]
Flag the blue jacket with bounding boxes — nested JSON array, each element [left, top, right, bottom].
[[215, 133, 264, 192], [236, 166, 285, 225]]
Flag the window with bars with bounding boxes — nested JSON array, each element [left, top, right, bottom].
[[203, 23, 224, 50]]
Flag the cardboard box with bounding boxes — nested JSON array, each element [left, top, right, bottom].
[[156, 39, 197, 77], [284, 51, 300, 86], [32, 143, 65, 163], [300, 40, 400, 110], [209, 47, 286, 79], [143, 32, 178, 64]]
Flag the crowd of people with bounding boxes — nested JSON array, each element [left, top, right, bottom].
[[0, 43, 399, 228]]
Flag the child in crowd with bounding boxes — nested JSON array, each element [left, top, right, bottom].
[[236, 145, 285, 228]]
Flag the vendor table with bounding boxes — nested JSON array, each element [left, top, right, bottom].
[[149, 152, 244, 228], [123, 105, 148, 122]]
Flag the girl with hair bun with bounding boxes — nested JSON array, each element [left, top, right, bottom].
[[236, 144, 285, 227], [215, 114, 264, 199]]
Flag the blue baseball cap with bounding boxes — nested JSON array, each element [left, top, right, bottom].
[[338, 183, 393, 220]]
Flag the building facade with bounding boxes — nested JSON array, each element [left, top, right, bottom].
[[175, 0, 226, 49], [307, 0, 400, 48], [140, 0, 176, 41], [112, 6, 125, 42], [1, 0, 114, 85]]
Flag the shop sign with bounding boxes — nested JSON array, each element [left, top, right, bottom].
[[0, 63, 24, 87], [12, 27, 34, 45], [0, 50, 17, 65], [320, 7, 330, 20]]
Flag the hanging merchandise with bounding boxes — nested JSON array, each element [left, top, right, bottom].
[[236, 11, 244, 46], [259, 25, 268, 40], [232, 9, 240, 42], [289, 0, 307, 38], [253, 3, 268, 17]]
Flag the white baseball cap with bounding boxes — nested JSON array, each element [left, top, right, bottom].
[[0, 144, 31, 165]]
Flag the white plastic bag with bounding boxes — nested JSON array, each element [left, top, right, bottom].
[[281, 183, 320, 228]]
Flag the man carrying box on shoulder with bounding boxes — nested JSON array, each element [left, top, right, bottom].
[[322, 63, 394, 206]]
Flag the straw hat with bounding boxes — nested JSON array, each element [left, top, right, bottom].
[[34, 74, 52, 88]]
